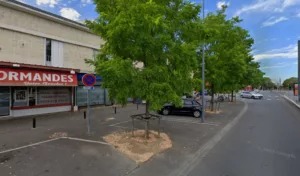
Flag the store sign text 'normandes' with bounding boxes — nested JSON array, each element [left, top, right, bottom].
[[0, 68, 77, 86]]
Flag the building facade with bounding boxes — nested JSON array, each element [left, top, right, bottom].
[[0, 0, 105, 117]]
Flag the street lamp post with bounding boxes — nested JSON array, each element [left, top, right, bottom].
[[201, 0, 205, 123]]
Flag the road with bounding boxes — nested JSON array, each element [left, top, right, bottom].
[[187, 91, 300, 176]]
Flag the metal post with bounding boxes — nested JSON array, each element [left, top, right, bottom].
[[84, 111, 86, 119], [32, 118, 36, 128], [298, 41, 300, 101], [114, 107, 117, 114], [201, 0, 205, 123], [87, 89, 91, 134], [132, 118, 135, 137]]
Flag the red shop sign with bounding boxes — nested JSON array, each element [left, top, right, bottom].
[[0, 68, 77, 86]]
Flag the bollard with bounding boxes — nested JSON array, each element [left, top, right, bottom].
[[32, 118, 36, 128], [84, 111, 86, 119], [114, 107, 116, 114], [137, 103, 139, 110]]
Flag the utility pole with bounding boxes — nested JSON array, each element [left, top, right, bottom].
[[201, 0, 205, 123], [298, 40, 300, 101]]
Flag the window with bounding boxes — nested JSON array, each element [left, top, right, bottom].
[[46, 39, 52, 65], [45, 39, 63, 67], [93, 49, 99, 61], [28, 87, 36, 106], [12, 87, 28, 107], [15, 90, 26, 101], [184, 100, 193, 105], [192, 100, 200, 105]]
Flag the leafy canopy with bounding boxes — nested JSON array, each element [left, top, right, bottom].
[[86, 0, 203, 111]]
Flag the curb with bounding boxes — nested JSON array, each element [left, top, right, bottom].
[[282, 95, 300, 109]]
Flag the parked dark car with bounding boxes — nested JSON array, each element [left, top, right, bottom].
[[160, 99, 202, 118]]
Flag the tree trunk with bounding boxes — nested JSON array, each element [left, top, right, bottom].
[[210, 84, 214, 111], [145, 101, 150, 139], [231, 90, 234, 102]]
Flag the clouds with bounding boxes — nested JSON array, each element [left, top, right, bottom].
[[60, 8, 81, 20], [216, 1, 230, 10], [262, 16, 288, 27], [36, 0, 59, 8], [234, 0, 300, 17], [254, 44, 297, 61], [260, 62, 288, 69]]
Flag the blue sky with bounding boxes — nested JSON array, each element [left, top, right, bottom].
[[19, 0, 299, 83]]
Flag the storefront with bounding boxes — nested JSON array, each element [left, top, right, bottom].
[[0, 62, 78, 117], [75, 73, 112, 107]]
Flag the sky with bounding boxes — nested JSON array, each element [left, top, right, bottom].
[[17, 0, 299, 83]]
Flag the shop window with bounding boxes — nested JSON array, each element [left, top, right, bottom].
[[13, 87, 27, 107], [28, 87, 36, 106], [37, 87, 71, 105]]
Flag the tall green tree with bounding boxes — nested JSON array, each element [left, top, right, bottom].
[[195, 7, 259, 107], [86, 0, 202, 115], [282, 77, 298, 88], [261, 77, 275, 90]]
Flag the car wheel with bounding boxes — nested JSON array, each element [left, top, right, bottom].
[[251, 96, 255, 99], [193, 110, 201, 118], [162, 108, 170, 115], [240, 95, 243, 98]]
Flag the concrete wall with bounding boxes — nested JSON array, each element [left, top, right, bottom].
[[0, 4, 102, 72], [0, 28, 44, 65], [64, 43, 95, 73]]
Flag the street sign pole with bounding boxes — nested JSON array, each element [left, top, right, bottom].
[[87, 88, 91, 135], [201, 0, 205, 123], [82, 74, 97, 135]]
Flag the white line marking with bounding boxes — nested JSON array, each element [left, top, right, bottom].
[[109, 120, 131, 127], [170, 100, 248, 176], [0, 138, 60, 154], [110, 125, 132, 129], [61, 137, 110, 145], [162, 118, 218, 126], [257, 146, 296, 159], [267, 99, 271, 100], [0, 137, 111, 155]]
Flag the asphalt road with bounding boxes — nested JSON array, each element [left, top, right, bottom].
[[186, 91, 300, 176]]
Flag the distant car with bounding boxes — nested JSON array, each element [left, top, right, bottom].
[[240, 91, 263, 99], [159, 99, 202, 118]]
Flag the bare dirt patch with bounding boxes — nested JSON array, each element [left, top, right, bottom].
[[103, 130, 172, 163], [49, 132, 68, 139], [205, 110, 222, 114]]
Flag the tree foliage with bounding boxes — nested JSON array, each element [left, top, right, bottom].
[[86, 0, 202, 112], [282, 77, 298, 88], [86, 1, 264, 112], [261, 77, 276, 89], [193, 6, 264, 105]]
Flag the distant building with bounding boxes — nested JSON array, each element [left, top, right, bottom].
[[0, 0, 106, 117]]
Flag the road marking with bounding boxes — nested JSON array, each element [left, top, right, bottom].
[[162, 118, 217, 126], [267, 99, 272, 100], [61, 137, 110, 145], [257, 146, 296, 159], [0, 138, 60, 154], [0, 137, 111, 154], [169, 100, 248, 176], [109, 120, 131, 127]]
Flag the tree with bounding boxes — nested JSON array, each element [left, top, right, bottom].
[[282, 77, 298, 88], [86, 0, 203, 137], [194, 7, 259, 108], [261, 77, 275, 90]]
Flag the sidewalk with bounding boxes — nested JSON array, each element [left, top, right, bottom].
[[278, 90, 300, 108], [0, 101, 246, 176]]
